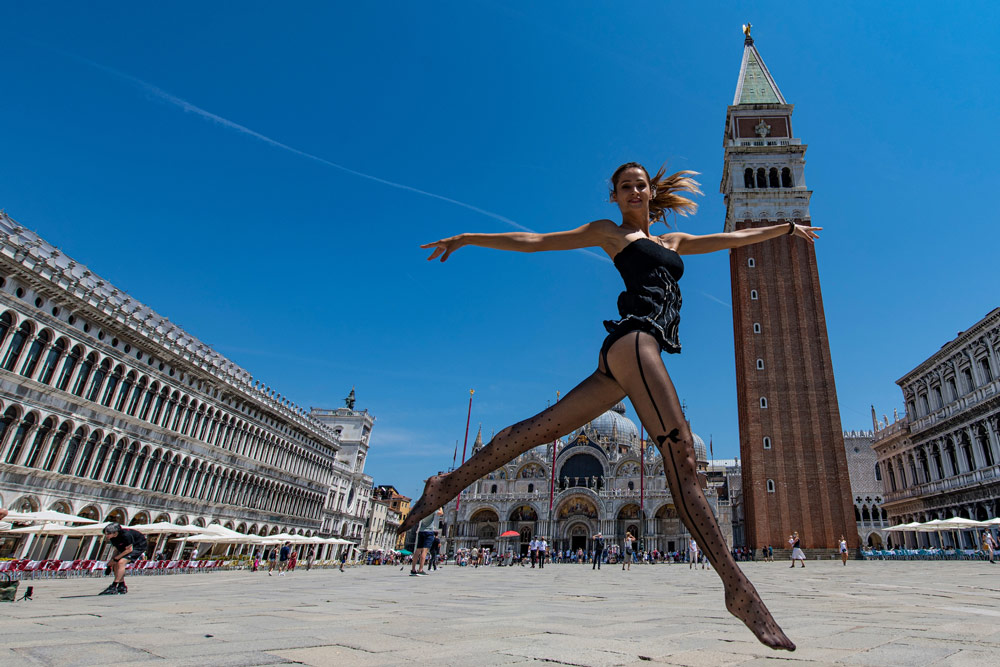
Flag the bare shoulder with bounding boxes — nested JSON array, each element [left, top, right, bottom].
[[582, 219, 628, 257], [656, 231, 695, 253]]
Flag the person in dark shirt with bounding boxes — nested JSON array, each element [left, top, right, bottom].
[[593, 533, 605, 570], [278, 542, 291, 576], [429, 532, 441, 571], [99, 523, 147, 595]]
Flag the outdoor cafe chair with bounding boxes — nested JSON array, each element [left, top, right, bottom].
[[56, 560, 76, 577], [70, 560, 92, 576], [18, 561, 42, 579], [40, 560, 62, 578]]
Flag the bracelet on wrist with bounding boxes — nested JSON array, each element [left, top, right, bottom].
[[787, 221, 796, 236]]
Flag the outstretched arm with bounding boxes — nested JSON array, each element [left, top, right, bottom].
[[422, 219, 617, 261], [667, 223, 821, 256]]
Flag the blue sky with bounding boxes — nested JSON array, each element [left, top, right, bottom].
[[1, 2, 997, 500]]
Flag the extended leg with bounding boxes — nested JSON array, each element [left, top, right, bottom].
[[605, 331, 795, 651], [399, 370, 625, 533]]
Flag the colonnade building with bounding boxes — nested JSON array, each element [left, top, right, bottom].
[[0, 213, 369, 560], [449, 403, 732, 556], [873, 307, 1000, 548]]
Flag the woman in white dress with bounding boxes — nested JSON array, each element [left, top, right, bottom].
[[838, 536, 848, 566], [788, 532, 805, 568]]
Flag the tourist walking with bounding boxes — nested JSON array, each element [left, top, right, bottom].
[[429, 531, 441, 571], [339, 549, 348, 572], [983, 531, 996, 563], [593, 533, 605, 570], [403, 161, 812, 650], [98, 523, 147, 595], [838, 536, 848, 566], [789, 533, 805, 568], [267, 547, 277, 575], [529, 538, 538, 568], [411, 520, 435, 576], [689, 539, 704, 570], [538, 537, 547, 568], [306, 547, 315, 571], [278, 542, 291, 576]]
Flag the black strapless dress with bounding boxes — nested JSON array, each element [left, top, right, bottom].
[[601, 237, 684, 358]]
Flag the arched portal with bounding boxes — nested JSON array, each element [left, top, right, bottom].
[[509, 505, 537, 555], [555, 495, 599, 554], [468, 508, 499, 550], [654, 503, 687, 554]]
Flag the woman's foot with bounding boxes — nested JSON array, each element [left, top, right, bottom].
[[397, 473, 449, 534], [723, 575, 795, 651]]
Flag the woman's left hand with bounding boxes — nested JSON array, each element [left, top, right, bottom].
[[792, 225, 822, 243]]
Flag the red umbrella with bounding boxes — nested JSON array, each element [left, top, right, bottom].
[[500, 530, 519, 537]]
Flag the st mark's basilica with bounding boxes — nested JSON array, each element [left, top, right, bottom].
[[449, 402, 732, 556]]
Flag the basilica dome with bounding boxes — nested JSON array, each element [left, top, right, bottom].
[[576, 401, 639, 444], [692, 432, 708, 464]]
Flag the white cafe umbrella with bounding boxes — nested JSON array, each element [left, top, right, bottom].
[[884, 521, 923, 532], [129, 522, 205, 535], [5, 522, 109, 536], [3, 512, 100, 560], [936, 517, 987, 529], [4, 510, 99, 524]]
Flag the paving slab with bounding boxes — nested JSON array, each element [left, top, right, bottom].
[[0, 560, 997, 665]]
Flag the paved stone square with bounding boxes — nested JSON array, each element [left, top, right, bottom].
[[0, 559, 997, 666]]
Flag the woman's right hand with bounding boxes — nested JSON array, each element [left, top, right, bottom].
[[421, 234, 465, 262]]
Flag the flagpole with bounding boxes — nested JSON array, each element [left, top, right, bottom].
[[548, 391, 560, 542], [454, 389, 475, 517], [639, 424, 645, 545]]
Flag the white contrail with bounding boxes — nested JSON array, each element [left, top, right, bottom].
[[698, 291, 731, 308], [59, 48, 611, 263]]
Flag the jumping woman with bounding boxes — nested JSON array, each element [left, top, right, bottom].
[[404, 162, 819, 651]]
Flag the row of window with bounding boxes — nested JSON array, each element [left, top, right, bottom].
[[883, 422, 998, 491], [909, 356, 996, 418], [1, 278, 333, 446], [855, 504, 888, 523], [748, 282, 774, 452], [0, 403, 324, 519], [0, 310, 331, 483], [743, 167, 794, 189]]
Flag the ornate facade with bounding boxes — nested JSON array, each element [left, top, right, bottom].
[[310, 403, 375, 545], [843, 430, 889, 547], [0, 212, 357, 560], [449, 403, 730, 556], [721, 30, 855, 549], [873, 308, 1000, 548]]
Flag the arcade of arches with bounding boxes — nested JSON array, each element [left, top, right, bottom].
[[0, 215, 373, 562]]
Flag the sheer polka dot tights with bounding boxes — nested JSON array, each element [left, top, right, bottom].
[[400, 331, 794, 651]]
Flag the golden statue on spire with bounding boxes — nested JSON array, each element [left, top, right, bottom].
[[742, 22, 752, 37]]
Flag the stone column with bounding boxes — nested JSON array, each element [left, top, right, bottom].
[[966, 426, 986, 469], [53, 535, 69, 560]]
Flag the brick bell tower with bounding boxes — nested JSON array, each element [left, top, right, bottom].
[[721, 26, 855, 551]]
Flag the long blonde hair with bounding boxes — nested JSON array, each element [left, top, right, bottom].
[[610, 162, 702, 226]]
